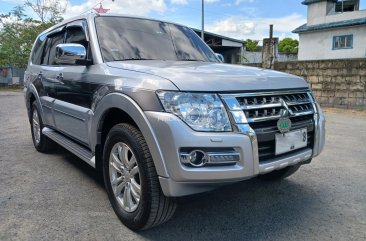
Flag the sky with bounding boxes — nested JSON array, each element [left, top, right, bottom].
[[1, 0, 366, 41]]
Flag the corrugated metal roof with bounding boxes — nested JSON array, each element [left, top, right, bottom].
[[192, 28, 245, 44], [302, 0, 337, 5], [293, 17, 366, 33]]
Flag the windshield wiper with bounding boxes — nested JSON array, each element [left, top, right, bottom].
[[179, 59, 204, 62], [117, 58, 157, 61]]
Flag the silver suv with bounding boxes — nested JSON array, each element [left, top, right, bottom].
[[24, 13, 325, 230]]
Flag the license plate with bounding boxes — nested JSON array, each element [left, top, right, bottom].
[[275, 128, 307, 155]]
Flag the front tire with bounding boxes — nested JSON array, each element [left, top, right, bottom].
[[103, 123, 176, 230], [30, 102, 55, 153], [259, 164, 301, 181]]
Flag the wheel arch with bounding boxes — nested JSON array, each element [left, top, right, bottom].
[[26, 84, 43, 123], [91, 92, 169, 178]]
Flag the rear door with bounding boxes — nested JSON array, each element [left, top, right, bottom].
[[37, 28, 66, 127]]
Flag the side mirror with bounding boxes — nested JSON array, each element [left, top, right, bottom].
[[55, 43, 88, 65], [215, 53, 224, 63]]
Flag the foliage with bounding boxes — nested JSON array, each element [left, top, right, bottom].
[[244, 39, 260, 52], [0, 2, 64, 67], [278, 38, 299, 54], [25, 0, 66, 24]]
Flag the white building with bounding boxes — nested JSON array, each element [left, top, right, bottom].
[[294, 0, 366, 60]]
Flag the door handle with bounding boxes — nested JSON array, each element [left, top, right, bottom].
[[56, 73, 63, 81]]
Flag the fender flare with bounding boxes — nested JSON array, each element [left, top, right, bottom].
[[90, 92, 169, 178], [26, 84, 44, 121]]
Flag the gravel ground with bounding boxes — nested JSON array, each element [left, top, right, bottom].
[[0, 91, 365, 241]]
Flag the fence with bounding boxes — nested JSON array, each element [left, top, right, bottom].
[[0, 67, 25, 86], [245, 59, 366, 109], [243, 51, 298, 64]]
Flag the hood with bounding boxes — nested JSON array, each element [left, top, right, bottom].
[[106, 61, 309, 92]]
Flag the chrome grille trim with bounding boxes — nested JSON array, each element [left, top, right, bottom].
[[221, 90, 314, 123]]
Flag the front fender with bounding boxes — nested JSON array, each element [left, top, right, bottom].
[[90, 92, 169, 178]]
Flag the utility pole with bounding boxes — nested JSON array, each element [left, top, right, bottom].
[[201, 0, 205, 40], [269, 24, 274, 69]]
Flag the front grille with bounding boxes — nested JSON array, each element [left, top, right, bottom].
[[251, 115, 314, 161], [224, 91, 315, 163], [236, 92, 313, 122]]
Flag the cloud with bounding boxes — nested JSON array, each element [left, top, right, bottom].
[[63, 0, 167, 18], [171, 0, 188, 4], [206, 13, 306, 41], [235, 0, 255, 5], [171, 0, 219, 5], [0, 0, 23, 3]]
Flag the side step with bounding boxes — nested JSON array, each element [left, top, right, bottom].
[[42, 127, 95, 168]]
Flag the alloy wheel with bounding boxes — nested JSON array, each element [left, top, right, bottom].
[[109, 142, 141, 212]]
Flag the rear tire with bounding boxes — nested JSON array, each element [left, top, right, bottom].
[[259, 164, 301, 181], [103, 123, 177, 230], [30, 102, 55, 153]]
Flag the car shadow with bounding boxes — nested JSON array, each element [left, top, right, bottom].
[[52, 145, 105, 188], [53, 146, 323, 241], [140, 178, 322, 241]]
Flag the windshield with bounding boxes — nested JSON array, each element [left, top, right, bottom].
[[95, 16, 219, 62]]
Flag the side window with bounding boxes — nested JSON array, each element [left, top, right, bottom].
[[65, 26, 88, 49], [31, 34, 46, 65], [41, 38, 51, 65], [48, 33, 65, 65], [65, 21, 92, 62], [41, 31, 65, 65]]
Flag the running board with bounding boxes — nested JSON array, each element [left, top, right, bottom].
[[42, 127, 95, 168]]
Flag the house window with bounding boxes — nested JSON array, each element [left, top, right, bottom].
[[335, 0, 358, 13], [333, 35, 353, 50]]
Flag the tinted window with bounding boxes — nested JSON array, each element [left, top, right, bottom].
[[95, 16, 218, 62], [65, 23, 92, 62], [66, 26, 88, 48], [31, 34, 46, 65], [41, 38, 52, 65], [42, 32, 65, 65]]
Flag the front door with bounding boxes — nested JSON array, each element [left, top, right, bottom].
[[51, 21, 95, 146]]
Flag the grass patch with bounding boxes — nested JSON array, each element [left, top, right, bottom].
[[0, 85, 23, 92]]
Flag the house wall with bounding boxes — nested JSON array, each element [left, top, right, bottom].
[[298, 25, 366, 60], [308, 1, 366, 26]]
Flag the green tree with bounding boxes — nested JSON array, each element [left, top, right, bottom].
[[0, 1, 64, 67], [278, 38, 299, 53], [245, 39, 260, 52], [25, 0, 66, 24]]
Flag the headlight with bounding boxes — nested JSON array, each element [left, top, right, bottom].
[[157, 91, 232, 132]]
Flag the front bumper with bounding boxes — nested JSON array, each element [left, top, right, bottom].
[[146, 110, 325, 197]]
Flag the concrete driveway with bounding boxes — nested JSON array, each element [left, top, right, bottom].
[[0, 90, 365, 241]]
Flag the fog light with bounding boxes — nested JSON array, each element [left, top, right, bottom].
[[183, 150, 208, 167], [180, 149, 240, 167], [208, 153, 240, 164]]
